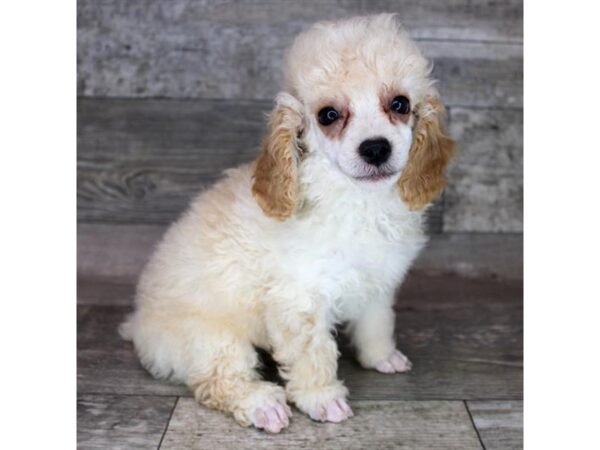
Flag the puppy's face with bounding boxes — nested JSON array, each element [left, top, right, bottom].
[[252, 15, 455, 220], [304, 79, 416, 187]]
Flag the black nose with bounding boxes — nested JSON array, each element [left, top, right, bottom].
[[358, 138, 392, 166]]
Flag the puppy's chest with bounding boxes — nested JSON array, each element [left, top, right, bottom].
[[280, 220, 423, 299]]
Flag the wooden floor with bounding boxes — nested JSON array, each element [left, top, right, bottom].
[[77, 268, 522, 449]]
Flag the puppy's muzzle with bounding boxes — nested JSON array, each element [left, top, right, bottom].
[[358, 138, 392, 166]]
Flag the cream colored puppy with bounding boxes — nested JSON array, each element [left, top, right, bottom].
[[120, 14, 455, 433]]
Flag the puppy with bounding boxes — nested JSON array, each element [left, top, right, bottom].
[[120, 14, 455, 433]]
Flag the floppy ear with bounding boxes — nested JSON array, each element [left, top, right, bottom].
[[252, 92, 304, 220], [397, 94, 456, 210]]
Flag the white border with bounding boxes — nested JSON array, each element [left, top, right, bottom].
[[0, 1, 75, 448], [525, 0, 600, 448], [1, 0, 600, 448]]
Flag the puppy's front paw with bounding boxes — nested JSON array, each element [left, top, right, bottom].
[[375, 349, 412, 374], [235, 383, 292, 434], [308, 398, 353, 423], [290, 383, 353, 424], [253, 400, 293, 434]]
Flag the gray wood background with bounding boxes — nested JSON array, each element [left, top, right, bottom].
[[77, 0, 523, 233]]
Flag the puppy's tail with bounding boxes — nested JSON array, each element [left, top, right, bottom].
[[118, 315, 134, 341]]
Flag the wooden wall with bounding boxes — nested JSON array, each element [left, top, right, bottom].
[[77, 0, 523, 233]]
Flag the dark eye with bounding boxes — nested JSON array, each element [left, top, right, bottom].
[[390, 96, 411, 115], [318, 107, 339, 126]]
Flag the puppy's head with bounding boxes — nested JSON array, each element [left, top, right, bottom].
[[252, 14, 455, 220]]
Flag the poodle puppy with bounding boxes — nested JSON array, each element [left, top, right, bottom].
[[120, 13, 455, 433]]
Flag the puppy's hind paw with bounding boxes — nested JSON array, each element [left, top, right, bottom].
[[375, 349, 412, 374], [253, 400, 293, 434]]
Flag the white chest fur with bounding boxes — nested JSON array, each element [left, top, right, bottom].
[[259, 159, 427, 321]]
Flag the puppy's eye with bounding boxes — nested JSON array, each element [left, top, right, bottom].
[[390, 96, 411, 115], [318, 107, 339, 126]]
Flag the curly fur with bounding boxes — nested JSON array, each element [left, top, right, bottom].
[[398, 97, 456, 209], [252, 94, 304, 220], [120, 13, 455, 433]]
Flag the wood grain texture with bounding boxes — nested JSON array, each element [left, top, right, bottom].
[[78, 277, 136, 306], [415, 232, 523, 280], [77, 275, 522, 400], [467, 401, 523, 449], [77, 224, 523, 291], [344, 274, 523, 401], [77, 98, 444, 231], [78, 0, 522, 103], [77, 1, 523, 233], [78, 304, 188, 396], [421, 41, 522, 109], [77, 223, 163, 284], [77, 394, 177, 449], [161, 398, 481, 450], [445, 108, 523, 232], [77, 98, 268, 224]]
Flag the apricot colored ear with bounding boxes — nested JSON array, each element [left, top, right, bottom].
[[252, 93, 304, 220], [398, 96, 456, 210]]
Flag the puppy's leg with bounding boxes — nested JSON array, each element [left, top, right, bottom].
[[127, 309, 291, 433], [350, 300, 412, 374], [188, 334, 292, 434], [266, 303, 353, 423]]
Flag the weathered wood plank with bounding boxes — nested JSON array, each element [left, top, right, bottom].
[[422, 42, 522, 109], [77, 275, 522, 399], [77, 0, 522, 106], [77, 224, 523, 286], [77, 223, 163, 285], [415, 232, 523, 280], [78, 278, 135, 306], [77, 98, 444, 230], [77, 0, 523, 45], [77, 394, 177, 450], [77, 304, 189, 396], [161, 398, 481, 449], [344, 274, 523, 400], [77, 98, 268, 224], [467, 400, 523, 450], [445, 107, 523, 232]]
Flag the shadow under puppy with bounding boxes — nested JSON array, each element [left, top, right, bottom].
[[120, 13, 455, 433]]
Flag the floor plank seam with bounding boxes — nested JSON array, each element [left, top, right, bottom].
[[157, 396, 179, 450], [464, 400, 486, 450]]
